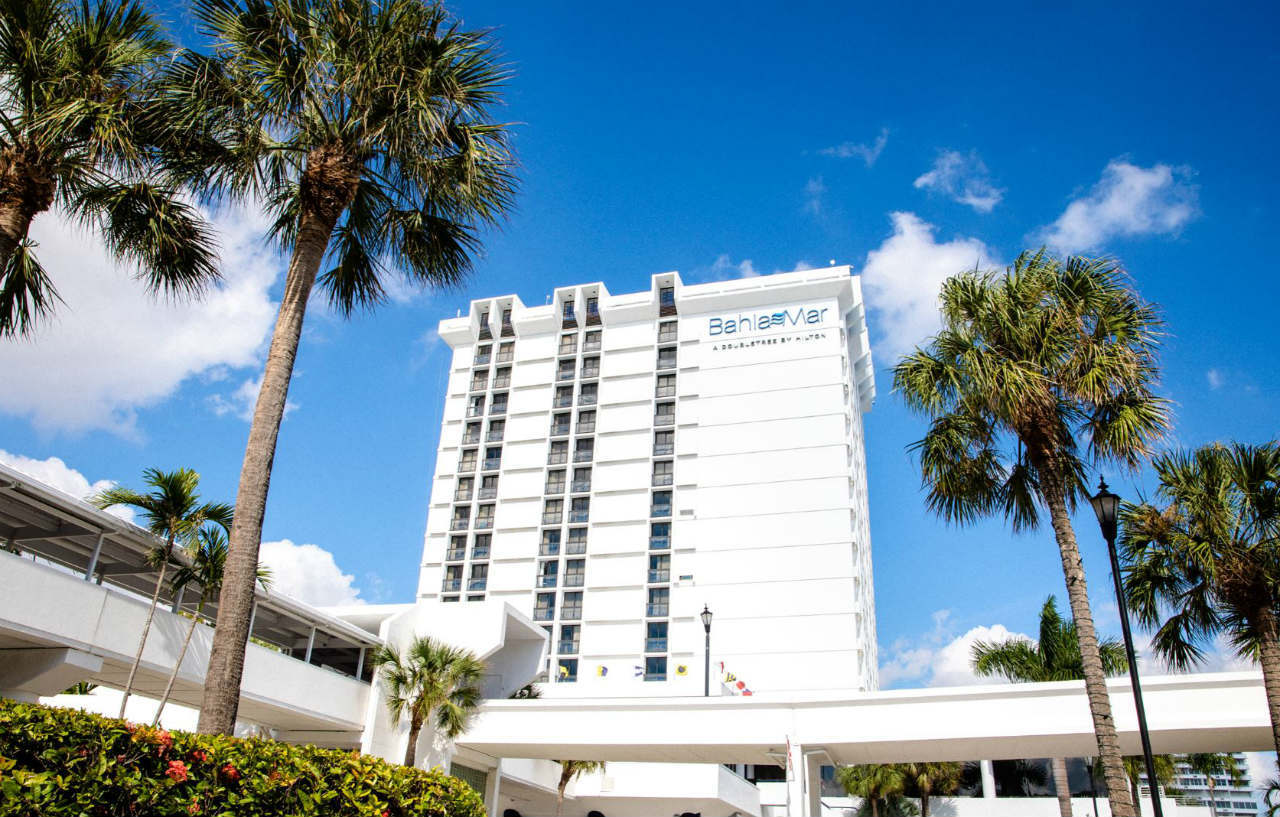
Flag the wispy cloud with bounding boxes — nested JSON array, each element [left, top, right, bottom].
[[914, 149, 1004, 213], [1036, 159, 1199, 252], [208, 374, 300, 423], [803, 175, 826, 216], [820, 127, 889, 167], [692, 255, 816, 283], [1207, 368, 1224, 390]]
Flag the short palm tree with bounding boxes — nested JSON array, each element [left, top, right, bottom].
[[555, 760, 606, 817], [838, 763, 907, 817], [93, 468, 232, 718], [1121, 442, 1280, 755], [1103, 754, 1176, 817], [148, 0, 517, 736], [151, 526, 270, 726], [0, 0, 219, 337], [371, 635, 485, 767], [894, 250, 1170, 817], [898, 761, 963, 817], [1183, 753, 1244, 817], [972, 596, 1128, 817]]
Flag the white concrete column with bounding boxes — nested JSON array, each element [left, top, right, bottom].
[[804, 751, 823, 817], [785, 737, 806, 817], [980, 759, 997, 799], [484, 763, 502, 817]]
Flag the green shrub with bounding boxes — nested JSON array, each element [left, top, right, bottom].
[[0, 698, 487, 817]]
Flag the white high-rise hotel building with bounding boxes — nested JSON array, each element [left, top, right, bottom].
[[419, 265, 878, 696]]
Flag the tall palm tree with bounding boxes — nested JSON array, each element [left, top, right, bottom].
[[1121, 442, 1280, 754], [897, 761, 963, 817], [146, 0, 517, 735], [93, 468, 232, 718], [894, 250, 1170, 817], [972, 596, 1129, 817], [0, 0, 219, 337], [837, 763, 907, 817], [1183, 753, 1244, 817], [151, 526, 270, 726], [371, 635, 485, 768], [555, 760, 606, 817]]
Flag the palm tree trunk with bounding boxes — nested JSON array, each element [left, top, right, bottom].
[[198, 204, 339, 735], [0, 200, 34, 269], [152, 601, 203, 726], [1130, 776, 1143, 817], [404, 713, 424, 767], [1052, 757, 1073, 817], [0, 151, 54, 272], [118, 534, 175, 718], [557, 766, 571, 817], [1045, 489, 1135, 817], [920, 792, 930, 817], [1253, 605, 1280, 757], [869, 797, 878, 817], [1207, 774, 1217, 817]]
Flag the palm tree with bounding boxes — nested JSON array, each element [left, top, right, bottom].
[[151, 526, 270, 726], [1121, 442, 1280, 754], [898, 761, 962, 817], [838, 763, 907, 817], [0, 0, 219, 337], [972, 596, 1129, 817], [371, 635, 485, 767], [555, 760, 605, 817], [1101, 754, 1177, 817], [893, 250, 1170, 817], [1183, 753, 1244, 817], [93, 468, 232, 718], [147, 0, 517, 736]]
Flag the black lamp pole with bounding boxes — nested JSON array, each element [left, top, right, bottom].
[[701, 605, 713, 697], [1090, 478, 1163, 817]]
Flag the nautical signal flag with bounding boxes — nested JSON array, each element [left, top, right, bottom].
[[634, 665, 644, 677], [724, 672, 736, 682], [558, 665, 570, 678], [676, 664, 688, 676], [735, 681, 745, 690], [596, 665, 608, 677]]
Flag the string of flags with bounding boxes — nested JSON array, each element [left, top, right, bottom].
[[719, 662, 752, 695], [578, 661, 749, 694]]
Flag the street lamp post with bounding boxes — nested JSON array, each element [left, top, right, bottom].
[[701, 605, 713, 697], [1090, 478, 1163, 817]]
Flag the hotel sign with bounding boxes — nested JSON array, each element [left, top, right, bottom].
[[707, 305, 831, 337]]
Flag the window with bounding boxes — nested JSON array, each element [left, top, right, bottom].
[[443, 565, 462, 592], [654, 430, 674, 455], [540, 529, 561, 556], [474, 504, 494, 529], [581, 356, 600, 378], [479, 310, 491, 332], [657, 347, 677, 370], [557, 658, 578, 682], [490, 392, 508, 414], [562, 591, 583, 620], [571, 467, 592, 493], [470, 371, 488, 391], [551, 412, 571, 436], [562, 299, 576, 321], [543, 499, 563, 525], [648, 553, 670, 584], [545, 469, 566, 494], [652, 460, 674, 486], [586, 296, 599, 319], [655, 401, 675, 426], [463, 422, 481, 444], [577, 410, 596, 434], [566, 528, 588, 554], [443, 595, 459, 603], [455, 477, 474, 502], [501, 307, 513, 332], [574, 438, 594, 463], [559, 334, 578, 355], [548, 440, 569, 464], [583, 330, 601, 352], [483, 446, 502, 471], [487, 419, 505, 441], [479, 474, 499, 500], [651, 491, 672, 517], [474, 344, 491, 364], [658, 320, 678, 343], [645, 656, 667, 681], [534, 592, 556, 621], [649, 522, 670, 550], [472, 534, 491, 560], [557, 359, 576, 381], [467, 395, 485, 417], [645, 621, 668, 653], [446, 535, 466, 561], [659, 286, 675, 309], [493, 367, 511, 388], [570, 497, 590, 523], [451, 506, 470, 530], [554, 385, 574, 408], [578, 382, 598, 405], [565, 558, 585, 587], [469, 563, 488, 591], [655, 374, 675, 398], [497, 341, 514, 363], [537, 560, 558, 588], [646, 587, 669, 617], [458, 448, 477, 471], [467, 594, 485, 602], [558, 624, 580, 654]]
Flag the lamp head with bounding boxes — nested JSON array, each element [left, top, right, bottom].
[[1089, 477, 1121, 541], [700, 605, 713, 632]]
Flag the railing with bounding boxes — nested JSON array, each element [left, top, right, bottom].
[[646, 604, 668, 617], [451, 518, 470, 531], [493, 376, 511, 388], [545, 482, 565, 494], [569, 510, 589, 523], [559, 343, 577, 356], [564, 573, 584, 587], [548, 452, 568, 465], [581, 366, 599, 379], [652, 473, 673, 486], [565, 541, 587, 555], [474, 517, 493, 530], [542, 512, 563, 525], [486, 430, 504, 442], [478, 487, 497, 500], [554, 394, 573, 408], [550, 423, 571, 436], [496, 349, 514, 363], [571, 480, 591, 493], [645, 671, 667, 682], [651, 505, 672, 518], [537, 574, 558, 588], [442, 579, 462, 592], [658, 331, 678, 344], [558, 640, 579, 655], [645, 638, 668, 652], [540, 542, 560, 557], [463, 433, 481, 444], [475, 354, 491, 366], [648, 536, 669, 550], [576, 422, 595, 434], [561, 607, 582, 621], [655, 413, 675, 426], [574, 450, 593, 463], [472, 547, 490, 560], [445, 549, 466, 561], [648, 569, 670, 583], [454, 490, 473, 502], [468, 578, 487, 591], [467, 405, 484, 417], [458, 459, 477, 471], [578, 393, 597, 406], [582, 339, 601, 352], [490, 403, 507, 415], [657, 357, 676, 370], [533, 608, 554, 622], [656, 387, 675, 398], [653, 443, 674, 456], [470, 379, 487, 392], [557, 368, 575, 381], [483, 459, 502, 471]]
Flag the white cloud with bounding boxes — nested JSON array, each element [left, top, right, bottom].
[[859, 211, 999, 360], [821, 128, 889, 167], [1207, 368, 1224, 390], [804, 176, 826, 216], [880, 609, 1033, 688], [0, 204, 283, 436], [1037, 159, 1199, 252], [0, 449, 133, 523], [694, 255, 816, 284], [914, 150, 1004, 212], [258, 539, 365, 606], [208, 374, 299, 423]]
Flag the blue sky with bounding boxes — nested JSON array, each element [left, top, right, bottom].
[[1, 0, 1277, 692]]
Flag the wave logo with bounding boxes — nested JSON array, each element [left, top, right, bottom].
[[708, 305, 829, 336]]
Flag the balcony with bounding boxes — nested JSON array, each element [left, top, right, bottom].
[[542, 512, 563, 525], [564, 573, 584, 588], [490, 403, 507, 416], [474, 517, 493, 530], [537, 574, 558, 588], [462, 431, 481, 445], [558, 343, 577, 356], [493, 375, 511, 389], [566, 540, 587, 555], [500, 318, 514, 338], [658, 331, 678, 344], [548, 451, 568, 465], [653, 442, 674, 456], [454, 489, 473, 502], [445, 548, 466, 561], [467, 404, 484, 418], [472, 546, 490, 560], [545, 481, 565, 495], [580, 366, 600, 380], [577, 421, 596, 434], [652, 473, 673, 487], [645, 638, 668, 652], [578, 393, 597, 406], [486, 430, 504, 442], [561, 607, 582, 621], [646, 604, 669, 617], [553, 394, 573, 408], [573, 450, 593, 463], [654, 413, 675, 427], [540, 542, 560, 557], [558, 640, 580, 655], [450, 519, 469, 531], [569, 510, 589, 523], [482, 458, 502, 472], [496, 348, 514, 363], [650, 504, 672, 518], [648, 569, 670, 583], [570, 480, 592, 493], [533, 608, 555, 622], [468, 578, 488, 591], [478, 487, 498, 500], [582, 338, 601, 353], [474, 351, 491, 365], [561, 307, 577, 328], [645, 671, 667, 682], [442, 578, 462, 592], [550, 423, 571, 436], [557, 368, 575, 382], [479, 319, 492, 340], [469, 379, 487, 393], [458, 460, 477, 472], [657, 358, 676, 371], [649, 536, 670, 550]]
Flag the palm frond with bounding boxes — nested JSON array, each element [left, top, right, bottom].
[[0, 239, 60, 337]]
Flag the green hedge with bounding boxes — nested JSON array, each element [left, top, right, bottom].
[[0, 698, 487, 817]]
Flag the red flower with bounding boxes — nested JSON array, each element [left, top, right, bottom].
[[188, 800, 201, 814], [166, 760, 189, 783], [190, 749, 208, 763], [221, 764, 240, 781]]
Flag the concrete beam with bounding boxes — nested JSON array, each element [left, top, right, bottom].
[[0, 647, 103, 698]]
